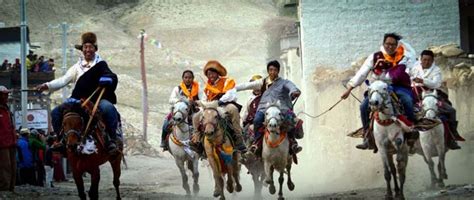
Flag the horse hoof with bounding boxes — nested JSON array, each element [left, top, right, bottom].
[[438, 181, 445, 188], [287, 181, 295, 191], [236, 183, 242, 192], [385, 194, 393, 200], [269, 185, 276, 195], [193, 184, 200, 194], [227, 184, 234, 193], [213, 190, 221, 197], [278, 197, 285, 200]]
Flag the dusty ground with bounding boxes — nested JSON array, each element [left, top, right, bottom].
[[1, 155, 473, 200]]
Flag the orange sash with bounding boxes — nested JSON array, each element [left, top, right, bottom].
[[180, 81, 199, 100], [204, 77, 235, 101], [383, 45, 404, 67]]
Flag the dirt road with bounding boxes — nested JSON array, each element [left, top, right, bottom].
[[1, 155, 473, 200]]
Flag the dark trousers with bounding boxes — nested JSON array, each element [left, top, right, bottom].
[[19, 167, 36, 185], [0, 148, 16, 191]]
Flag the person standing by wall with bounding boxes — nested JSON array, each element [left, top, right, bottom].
[[0, 85, 17, 192]]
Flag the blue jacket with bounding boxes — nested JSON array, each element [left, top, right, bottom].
[[17, 136, 34, 169]]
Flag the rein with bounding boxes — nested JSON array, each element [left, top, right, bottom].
[[297, 98, 343, 119], [83, 87, 106, 136]]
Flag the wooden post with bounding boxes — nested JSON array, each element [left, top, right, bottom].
[[139, 30, 149, 142]]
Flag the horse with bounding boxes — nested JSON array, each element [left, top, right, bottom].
[[198, 100, 242, 200], [61, 103, 123, 200], [368, 80, 409, 199], [241, 123, 266, 198], [416, 89, 447, 188], [261, 101, 294, 200], [168, 100, 200, 195]]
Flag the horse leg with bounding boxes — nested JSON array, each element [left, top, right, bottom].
[[233, 153, 242, 192], [422, 151, 437, 188], [176, 159, 191, 195], [379, 148, 393, 199], [191, 157, 200, 195], [252, 173, 263, 198], [208, 156, 224, 199], [226, 166, 234, 193], [286, 162, 295, 191], [88, 167, 100, 200], [396, 146, 408, 199], [436, 138, 447, 187], [277, 171, 285, 200], [72, 169, 87, 200], [110, 156, 122, 200], [388, 154, 400, 196], [265, 163, 275, 195]]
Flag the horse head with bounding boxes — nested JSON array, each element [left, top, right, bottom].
[[421, 89, 439, 119], [368, 80, 390, 112], [172, 99, 190, 124], [264, 100, 283, 134], [62, 104, 85, 149], [198, 100, 225, 140]]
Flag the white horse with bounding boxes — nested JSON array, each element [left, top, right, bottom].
[[417, 89, 447, 188], [368, 80, 409, 199], [262, 101, 294, 200], [168, 100, 200, 195]]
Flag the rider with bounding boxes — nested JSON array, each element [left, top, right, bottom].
[[410, 50, 462, 150], [160, 70, 203, 151], [36, 32, 119, 153], [191, 60, 247, 153], [341, 33, 416, 150], [241, 75, 263, 140], [236, 60, 302, 155]]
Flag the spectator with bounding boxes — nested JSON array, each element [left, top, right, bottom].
[[12, 59, 21, 71], [29, 129, 46, 186], [32, 56, 45, 72], [52, 139, 66, 182], [0, 85, 16, 192], [17, 128, 36, 185], [44, 135, 56, 188], [1, 60, 8, 71]]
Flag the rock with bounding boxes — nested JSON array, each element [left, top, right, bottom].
[[440, 44, 464, 57]]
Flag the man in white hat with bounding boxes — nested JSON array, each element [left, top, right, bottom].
[[36, 32, 120, 153], [0, 85, 17, 191]]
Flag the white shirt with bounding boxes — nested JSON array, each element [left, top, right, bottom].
[[410, 61, 442, 89], [168, 84, 205, 105], [46, 54, 103, 91]]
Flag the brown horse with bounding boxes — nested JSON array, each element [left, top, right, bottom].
[[198, 100, 242, 200], [62, 106, 123, 200]]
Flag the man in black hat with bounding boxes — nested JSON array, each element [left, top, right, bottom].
[[36, 32, 119, 153]]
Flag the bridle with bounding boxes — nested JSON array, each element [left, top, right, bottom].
[[421, 94, 439, 118], [172, 101, 190, 124], [201, 107, 220, 135], [264, 105, 283, 133], [62, 112, 84, 148]]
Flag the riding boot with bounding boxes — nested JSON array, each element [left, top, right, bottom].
[[356, 129, 370, 150], [233, 131, 247, 153], [160, 124, 172, 151], [288, 131, 302, 154], [289, 138, 303, 155], [447, 121, 461, 150], [106, 129, 118, 154]]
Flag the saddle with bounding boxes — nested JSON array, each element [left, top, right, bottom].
[[62, 100, 123, 152]]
